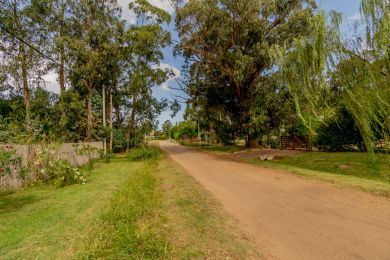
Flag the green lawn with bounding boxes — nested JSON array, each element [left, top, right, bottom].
[[0, 151, 256, 259], [245, 152, 390, 196], [0, 157, 141, 259]]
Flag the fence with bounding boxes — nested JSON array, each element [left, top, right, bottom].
[[280, 136, 309, 150], [1, 142, 103, 167]]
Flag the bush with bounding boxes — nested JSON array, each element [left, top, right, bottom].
[[75, 144, 102, 170], [0, 146, 28, 190], [112, 128, 127, 153], [34, 146, 86, 187], [0, 146, 26, 178], [127, 146, 160, 161], [171, 121, 197, 141], [316, 107, 365, 151]]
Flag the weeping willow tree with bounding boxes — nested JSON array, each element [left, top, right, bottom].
[[279, 0, 389, 154], [345, 0, 390, 154], [278, 11, 329, 151]]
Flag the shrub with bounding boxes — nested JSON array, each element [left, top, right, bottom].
[[316, 107, 365, 151], [171, 121, 197, 141], [127, 145, 160, 161], [0, 146, 26, 178], [0, 146, 28, 190], [34, 146, 86, 187], [75, 144, 101, 170]]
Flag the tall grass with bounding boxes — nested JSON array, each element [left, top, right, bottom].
[[82, 158, 170, 258], [126, 145, 160, 161]]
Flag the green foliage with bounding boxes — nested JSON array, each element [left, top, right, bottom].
[[278, 1, 389, 155], [75, 144, 101, 171], [171, 121, 197, 141], [0, 0, 173, 146], [316, 107, 365, 151], [127, 145, 160, 161], [175, 0, 319, 147], [112, 128, 127, 153], [161, 120, 172, 139], [286, 121, 309, 138], [0, 146, 27, 179], [34, 146, 86, 187]]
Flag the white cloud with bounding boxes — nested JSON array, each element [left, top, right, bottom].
[[42, 70, 60, 94], [147, 0, 175, 14], [118, 0, 138, 25], [153, 63, 180, 91], [118, 0, 175, 25], [348, 12, 361, 21]]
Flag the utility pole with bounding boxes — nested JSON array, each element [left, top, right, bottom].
[[197, 121, 201, 142], [109, 89, 113, 151], [102, 85, 107, 156]]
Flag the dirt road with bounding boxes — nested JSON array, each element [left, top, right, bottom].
[[159, 141, 390, 260]]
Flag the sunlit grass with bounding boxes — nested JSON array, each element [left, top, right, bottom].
[[0, 150, 256, 259], [246, 152, 390, 196]]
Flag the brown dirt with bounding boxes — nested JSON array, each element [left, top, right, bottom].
[[228, 148, 306, 160], [159, 141, 390, 260]]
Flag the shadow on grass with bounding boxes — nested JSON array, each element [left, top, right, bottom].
[[0, 192, 42, 213]]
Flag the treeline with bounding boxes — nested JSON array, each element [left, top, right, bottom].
[[170, 0, 389, 152], [0, 0, 177, 150]]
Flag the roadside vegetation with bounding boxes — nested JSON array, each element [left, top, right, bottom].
[[182, 142, 390, 196], [246, 152, 390, 196], [0, 147, 256, 259]]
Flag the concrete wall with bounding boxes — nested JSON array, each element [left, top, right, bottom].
[[2, 142, 103, 167]]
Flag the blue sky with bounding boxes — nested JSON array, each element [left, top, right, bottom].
[[42, 0, 363, 129]]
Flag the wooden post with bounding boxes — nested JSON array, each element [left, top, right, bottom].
[[308, 115, 313, 152], [109, 89, 113, 151], [197, 121, 201, 142], [102, 85, 107, 156]]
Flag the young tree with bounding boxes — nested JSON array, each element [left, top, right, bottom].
[[67, 0, 120, 141], [0, 0, 48, 128], [119, 0, 172, 148], [162, 120, 172, 138]]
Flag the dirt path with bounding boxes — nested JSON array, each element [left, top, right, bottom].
[[159, 141, 390, 260]]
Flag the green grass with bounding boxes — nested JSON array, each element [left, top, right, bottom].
[[0, 149, 256, 259], [157, 155, 257, 259], [245, 152, 390, 196], [0, 157, 142, 259]]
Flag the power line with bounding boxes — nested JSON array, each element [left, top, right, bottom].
[[0, 24, 62, 68]]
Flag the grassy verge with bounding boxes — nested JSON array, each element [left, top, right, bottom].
[[180, 142, 390, 196], [244, 152, 390, 196], [83, 152, 256, 259], [157, 155, 257, 258], [0, 157, 142, 259], [0, 149, 256, 259]]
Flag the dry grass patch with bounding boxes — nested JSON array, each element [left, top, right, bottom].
[[157, 155, 259, 259]]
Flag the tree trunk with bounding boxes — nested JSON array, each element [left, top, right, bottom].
[[59, 43, 66, 135], [20, 43, 30, 127], [109, 90, 113, 151], [246, 132, 258, 149], [59, 45, 65, 93], [308, 115, 313, 152], [126, 96, 137, 150], [87, 79, 93, 141], [115, 105, 121, 129]]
